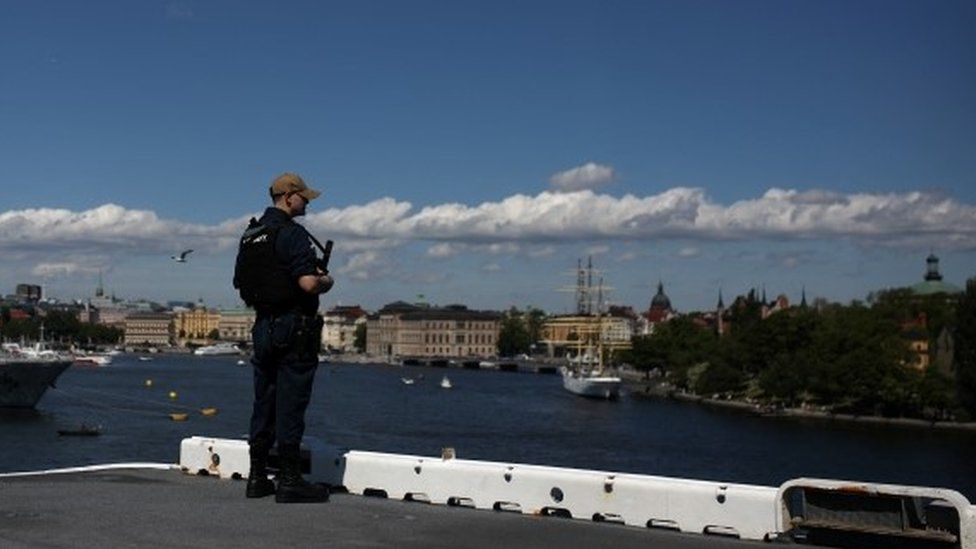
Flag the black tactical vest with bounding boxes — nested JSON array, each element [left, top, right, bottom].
[[233, 218, 306, 314]]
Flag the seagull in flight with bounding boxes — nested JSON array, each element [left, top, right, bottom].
[[171, 250, 193, 263]]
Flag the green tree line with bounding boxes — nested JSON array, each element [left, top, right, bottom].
[[1, 308, 122, 347], [622, 282, 976, 421]]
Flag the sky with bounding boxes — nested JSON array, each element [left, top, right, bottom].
[[1, 0, 974, 313]]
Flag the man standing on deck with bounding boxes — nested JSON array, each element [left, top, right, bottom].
[[233, 172, 334, 503]]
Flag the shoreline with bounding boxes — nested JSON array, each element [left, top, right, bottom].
[[625, 380, 976, 433], [327, 357, 976, 433]]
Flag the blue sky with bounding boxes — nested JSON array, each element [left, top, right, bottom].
[[1, 1, 974, 313]]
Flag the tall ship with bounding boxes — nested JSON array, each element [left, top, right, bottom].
[[559, 257, 622, 400], [1, 343, 72, 408]]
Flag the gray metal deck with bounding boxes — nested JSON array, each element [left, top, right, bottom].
[[0, 469, 774, 548]]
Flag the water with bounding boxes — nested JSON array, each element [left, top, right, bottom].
[[2, 355, 974, 501]]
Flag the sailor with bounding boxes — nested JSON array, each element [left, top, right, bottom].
[[233, 172, 334, 503]]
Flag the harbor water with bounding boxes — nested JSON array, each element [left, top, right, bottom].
[[2, 354, 974, 501]]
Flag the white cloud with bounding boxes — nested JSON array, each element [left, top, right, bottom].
[[527, 246, 556, 258], [31, 262, 101, 278], [426, 243, 463, 258], [586, 245, 610, 256], [482, 263, 501, 272], [677, 247, 700, 258], [549, 162, 615, 192], [2, 187, 975, 277], [336, 251, 391, 281]]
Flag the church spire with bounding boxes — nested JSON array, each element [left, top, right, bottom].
[[717, 288, 724, 309], [800, 286, 808, 308]]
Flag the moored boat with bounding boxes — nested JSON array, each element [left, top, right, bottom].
[[73, 353, 113, 366], [560, 366, 621, 400], [0, 356, 72, 408], [193, 343, 241, 356]]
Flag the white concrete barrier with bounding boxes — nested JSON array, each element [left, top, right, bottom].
[[178, 437, 974, 546], [341, 450, 777, 540]]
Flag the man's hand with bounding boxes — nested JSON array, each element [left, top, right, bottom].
[[298, 274, 334, 294], [317, 274, 334, 294]]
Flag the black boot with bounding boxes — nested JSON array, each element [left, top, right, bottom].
[[245, 442, 276, 499], [275, 444, 329, 503]]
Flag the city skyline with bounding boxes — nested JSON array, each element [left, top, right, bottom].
[[1, 1, 974, 312]]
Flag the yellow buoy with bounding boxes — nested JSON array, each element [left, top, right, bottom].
[[144, 379, 153, 387], [168, 391, 178, 400], [169, 413, 189, 422], [200, 407, 218, 417]]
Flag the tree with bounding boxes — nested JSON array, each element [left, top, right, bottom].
[[208, 329, 221, 340], [524, 308, 547, 348], [497, 308, 531, 356], [353, 323, 366, 353], [954, 278, 976, 419]]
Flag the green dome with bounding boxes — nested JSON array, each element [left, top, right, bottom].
[[910, 280, 962, 295]]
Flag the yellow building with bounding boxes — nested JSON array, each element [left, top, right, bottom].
[[175, 307, 221, 346], [906, 337, 930, 370], [541, 314, 632, 358]]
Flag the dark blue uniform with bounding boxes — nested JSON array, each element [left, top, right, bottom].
[[244, 207, 321, 451]]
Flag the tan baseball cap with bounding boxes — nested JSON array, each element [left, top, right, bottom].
[[270, 172, 321, 201]]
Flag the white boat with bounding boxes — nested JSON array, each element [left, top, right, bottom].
[[401, 377, 415, 385], [193, 343, 241, 356], [73, 353, 113, 366], [440, 376, 452, 389], [558, 258, 621, 400], [138, 356, 153, 362], [561, 366, 621, 400]]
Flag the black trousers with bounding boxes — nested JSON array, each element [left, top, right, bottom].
[[249, 312, 320, 450]]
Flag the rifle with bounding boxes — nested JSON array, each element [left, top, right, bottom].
[[303, 229, 333, 275]]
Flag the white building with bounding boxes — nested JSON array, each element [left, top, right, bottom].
[[322, 305, 368, 353]]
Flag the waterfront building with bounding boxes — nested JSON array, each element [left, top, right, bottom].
[[323, 305, 367, 353], [366, 302, 500, 358], [94, 307, 129, 328], [218, 308, 256, 344], [174, 306, 221, 346], [124, 312, 174, 347]]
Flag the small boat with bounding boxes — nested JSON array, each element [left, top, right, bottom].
[[440, 376, 452, 389], [57, 423, 101, 437], [73, 353, 112, 366], [138, 356, 153, 362], [236, 360, 247, 366], [193, 343, 240, 356], [401, 377, 415, 385]]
